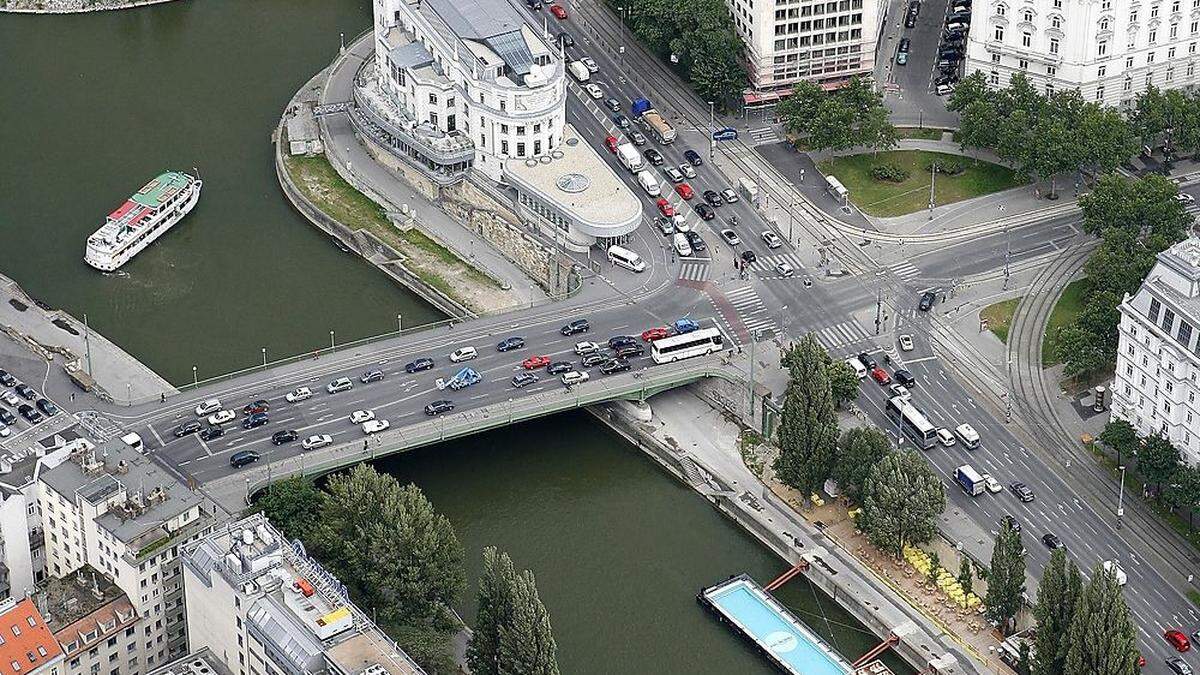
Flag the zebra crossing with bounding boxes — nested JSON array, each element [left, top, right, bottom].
[[746, 252, 804, 276], [678, 261, 710, 282], [888, 260, 922, 281], [810, 319, 872, 352], [748, 126, 779, 144], [725, 285, 776, 335]]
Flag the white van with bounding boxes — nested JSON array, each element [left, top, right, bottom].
[[568, 60, 590, 82], [844, 357, 867, 379], [673, 232, 693, 257], [954, 423, 980, 449], [637, 170, 660, 197], [561, 370, 590, 386], [120, 432, 144, 452], [607, 245, 646, 273], [1102, 560, 1127, 586]]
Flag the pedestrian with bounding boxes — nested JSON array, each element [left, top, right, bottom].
[[70, 393, 76, 403], [159, 393, 164, 403]]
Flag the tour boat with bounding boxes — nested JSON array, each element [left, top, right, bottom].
[[85, 171, 202, 271]]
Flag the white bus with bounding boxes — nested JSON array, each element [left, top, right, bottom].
[[885, 396, 937, 449], [651, 327, 724, 364]]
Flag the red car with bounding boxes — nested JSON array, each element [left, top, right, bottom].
[[522, 355, 551, 370], [605, 135, 619, 154], [870, 367, 891, 385], [641, 327, 670, 342], [675, 183, 695, 199], [1165, 630, 1191, 652], [656, 198, 675, 217], [549, 3, 567, 18]]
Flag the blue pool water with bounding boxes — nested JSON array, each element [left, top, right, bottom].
[[706, 577, 851, 675]]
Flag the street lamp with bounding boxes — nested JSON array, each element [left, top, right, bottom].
[[780, 304, 788, 337], [397, 313, 403, 335], [330, 330, 335, 351], [708, 101, 716, 159], [1117, 465, 1127, 526], [192, 365, 198, 386]]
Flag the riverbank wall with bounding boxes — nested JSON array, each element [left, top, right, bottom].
[[0, 0, 180, 13]]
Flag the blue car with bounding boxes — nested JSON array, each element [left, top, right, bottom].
[[673, 318, 700, 334], [242, 412, 269, 430], [497, 336, 526, 352]]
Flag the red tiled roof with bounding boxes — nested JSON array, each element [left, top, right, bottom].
[[0, 600, 63, 675]]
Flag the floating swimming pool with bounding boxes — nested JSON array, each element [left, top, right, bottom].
[[699, 574, 853, 675]]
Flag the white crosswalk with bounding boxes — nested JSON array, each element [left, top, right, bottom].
[[747, 252, 804, 274], [725, 285, 776, 335], [679, 261, 709, 282], [749, 126, 778, 143], [810, 319, 872, 351], [888, 260, 921, 281]]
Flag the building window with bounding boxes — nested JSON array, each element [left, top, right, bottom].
[[516, 142, 525, 157], [1020, 58, 1029, 69], [1048, 65, 1057, 75], [1099, 40, 1108, 56], [1050, 37, 1059, 54], [1098, 65, 1107, 76], [1097, 85, 1106, 100], [1053, 0, 1061, 8], [1102, 0, 1110, 8], [990, 70, 1000, 84], [1172, 24, 1180, 38], [997, 5, 1006, 16], [992, 52, 1002, 63], [995, 25, 1005, 41], [1022, 31, 1032, 47], [1149, 51, 1157, 63], [1023, 9, 1033, 21], [1163, 308, 1176, 332], [1150, 30, 1158, 43], [1052, 15, 1062, 28], [428, 93, 437, 105], [1150, 297, 1163, 323]]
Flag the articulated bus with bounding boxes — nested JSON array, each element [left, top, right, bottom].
[[651, 327, 725, 364], [884, 396, 937, 449]]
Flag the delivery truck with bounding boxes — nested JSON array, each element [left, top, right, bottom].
[[955, 464, 985, 497]]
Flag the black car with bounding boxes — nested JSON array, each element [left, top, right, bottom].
[[36, 398, 59, 417], [645, 148, 664, 166], [405, 357, 435, 373], [857, 352, 877, 369], [1000, 514, 1021, 533], [947, 9, 970, 21], [616, 343, 645, 358], [898, 38, 911, 53], [918, 291, 936, 311], [582, 353, 608, 367], [894, 369, 915, 387], [943, 27, 966, 39], [511, 373, 538, 388], [1167, 657, 1193, 675], [425, 400, 455, 416], [1042, 533, 1063, 549], [0, 410, 14, 426], [199, 426, 225, 441], [525, 0, 541, 8], [271, 430, 299, 445], [229, 450, 260, 468], [604, 97, 621, 112], [908, 0, 920, 15], [18, 404, 42, 424], [557, 31, 574, 48], [905, 10, 917, 27], [561, 319, 590, 335], [683, 149, 703, 166], [741, 250, 758, 264], [14, 384, 35, 400], [1010, 482, 1035, 502], [174, 420, 202, 437], [695, 204, 716, 221], [0, 370, 15, 388], [703, 190, 723, 206], [685, 231, 707, 252], [497, 336, 526, 352], [600, 358, 631, 374], [361, 369, 385, 383], [608, 335, 636, 349], [242, 412, 269, 430], [613, 114, 631, 129], [938, 46, 964, 59], [935, 74, 959, 87], [547, 361, 574, 375]]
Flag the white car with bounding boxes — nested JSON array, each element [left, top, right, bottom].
[[1, 391, 19, 407], [286, 387, 312, 403], [888, 384, 912, 402], [936, 428, 956, 447], [679, 163, 696, 179], [898, 334, 915, 352], [761, 231, 783, 249], [207, 410, 236, 426], [584, 83, 603, 99], [449, 346, 478, 363], [664, 167, 685, 183], [982, 473, 1003, 493], [362, 419, 390, 434], [721, 188, 740, 203], [0, 423, 9, 438], [302, 434, 333, 450], [194, 399, 222, 417], [349, 410, 376, 424], [672, 215, 691, 233], [720, 229, 741, 246], [561, 370, 590, 386], [775, 261, 795, 278], [327, 377, 353, 394], [574, 341, 602, 355], [581, 56, 599, 72], [1176, 193, 1196, 205]]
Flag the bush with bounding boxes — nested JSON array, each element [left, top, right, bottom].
[[870, 164, 910, 182], [925, 159, 967, 175]]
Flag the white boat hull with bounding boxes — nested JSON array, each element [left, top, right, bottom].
[[85, 179, 202, 272]]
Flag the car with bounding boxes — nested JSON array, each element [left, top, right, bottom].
[[936, 428, 956, 446], [497, 336, 526, 352], [405, 358, 435, 373], [1177, 193, 1196, 205], [1, 391, 18, 407], [895, 51, 908, 65], [581, 353, 608, 367], [600, 359, 631, 374], [525, 0, 542, 8], [654, 216, 674, 236], [1000, 514, 1021, 533], [0, 423, 8, 438], [271, 430, 299, 445], [360, 369, 385, 384], [512, 372, 539, 388], [349, 410, 376, 424], [1167, 658, 1193, 675], [675, 183, 694, 200], [1010, 482, 1035, 502], [207, 410, 237, 426], [775, 261, 795, 277], [581, 56, 598, 72], [425, 400, 455, 416], [242, 413, 269, 429], [645, 148, 665, 166], [449, 346, 478, 363], [918, 291, 936, 311], [888, 384, 912, 402], [740, 250, 757, 264], [243, 402, 269, 416], [673, 318, 701, 334], [761, 231, 782, 249], [549, 3, 567, 18], [1042, 533, 1064, 549], [630, 130, 647, 146], [703, 190, 723, 206], [721, 188, 739, 203], [523, 355, 551, 369], [199, 426, 224, 441], [642, 327, 671, 342], [905, 12, 917, 27], [695, 204, 716, 221], [898, 37, 911, 53], [1166, 630, 1192, 653], [561, 319, 590, 335], [229, 450, 260, 468], [665, 167, 684, 183], [574, 341, 602, 355], [36, 398, 59, 417], [286, 387, 312, 402], [894, 369, 915, 387], [327, 378, 353, 394], [604, 135, 619, 153], [678, 163, 697, 179], [561, 370, 590, 385], [608, 335, 637, 349], [672, 214, 691, 232], [604, 97, 621, 112], [557, 31, 574, 47], [982, 473, 1003, 493], [0, 370, 15, 388], [362, 419, 390, 434], [683, 149, 703, 166], [173, 421, 201, 437], [194, 399, 221, 416], [613, 113, 631, 129], [656, 198, 675, 217], [302, 434, 333, 450], [870, 367, 891, 385], [857, 352, 877, 369], [547, 361, 574, 375], [616, 343, 645, 358], [685, 231, 707, 252], [0, 410, 13, 426], [720, 229, 741, 246], [898, 334, 915, 351]]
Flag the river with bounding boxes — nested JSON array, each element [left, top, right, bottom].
[[1, 2, 911, 672]]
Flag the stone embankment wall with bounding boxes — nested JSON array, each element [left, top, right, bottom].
[[0, 0, 180, 12]]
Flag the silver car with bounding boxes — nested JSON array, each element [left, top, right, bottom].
[[678, 163, 696, 179]]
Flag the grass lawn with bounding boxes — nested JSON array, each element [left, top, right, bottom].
[[818, 150, 1026, 217], [895, 127, 946, 140], [1041, 278, 1089, 366], [980, 297, 1022, 344]]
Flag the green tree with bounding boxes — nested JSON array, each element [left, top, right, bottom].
[[777, 77, 894, 153], [1139, 434, 1182, 498], [859, 449, 945, 557], [1100, 419, 1140, 466], [946, 71, 992, 112], [1064, 564, 1140, 675], [1027, 115, 1082, 197], [957, 558, 974, 596], [832, 427, 892, 503], [985, 519, 1026, 634], [1079, 103, 1139, 174], [1017, 642, 1033, 675], [1033, 549, 1084, 675], [774, 335, 839, 494], [468, 547, 559, 675], [827, 359, 860, 408], [467, 547, 515, 675], [253, 476, 325, 542], [957, 99, 1002, 156]]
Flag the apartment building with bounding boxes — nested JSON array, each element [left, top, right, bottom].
[[36, 566, 142, 675], [0, 598, 64, 675], [181, 514, 424, 675], [0, 434, 75, 600], [965, 0, 1200, 107]]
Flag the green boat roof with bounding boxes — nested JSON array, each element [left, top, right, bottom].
[[130, 172, 190, 208]]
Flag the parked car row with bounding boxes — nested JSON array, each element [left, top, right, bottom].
[[0, 367, 59, 437], [936, 0, 970, 94]]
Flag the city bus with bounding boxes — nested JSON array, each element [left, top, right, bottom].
[[884, 396, 937, 449], [651, 327, 724, 364]]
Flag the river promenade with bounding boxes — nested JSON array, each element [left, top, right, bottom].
[[0, 0, 182, 12]]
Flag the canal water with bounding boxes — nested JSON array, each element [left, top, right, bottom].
[[2, 3, 912, 672]]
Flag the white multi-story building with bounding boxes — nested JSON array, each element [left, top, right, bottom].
[[0, 435, 75, 600], [37, 565, 143, 675], [1112, 237, 1200, 462], [966, 0, 1200, 107], [732, 0, 885, 101]]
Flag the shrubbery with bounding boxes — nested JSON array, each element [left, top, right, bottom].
[[870, 164, 910, 182]]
